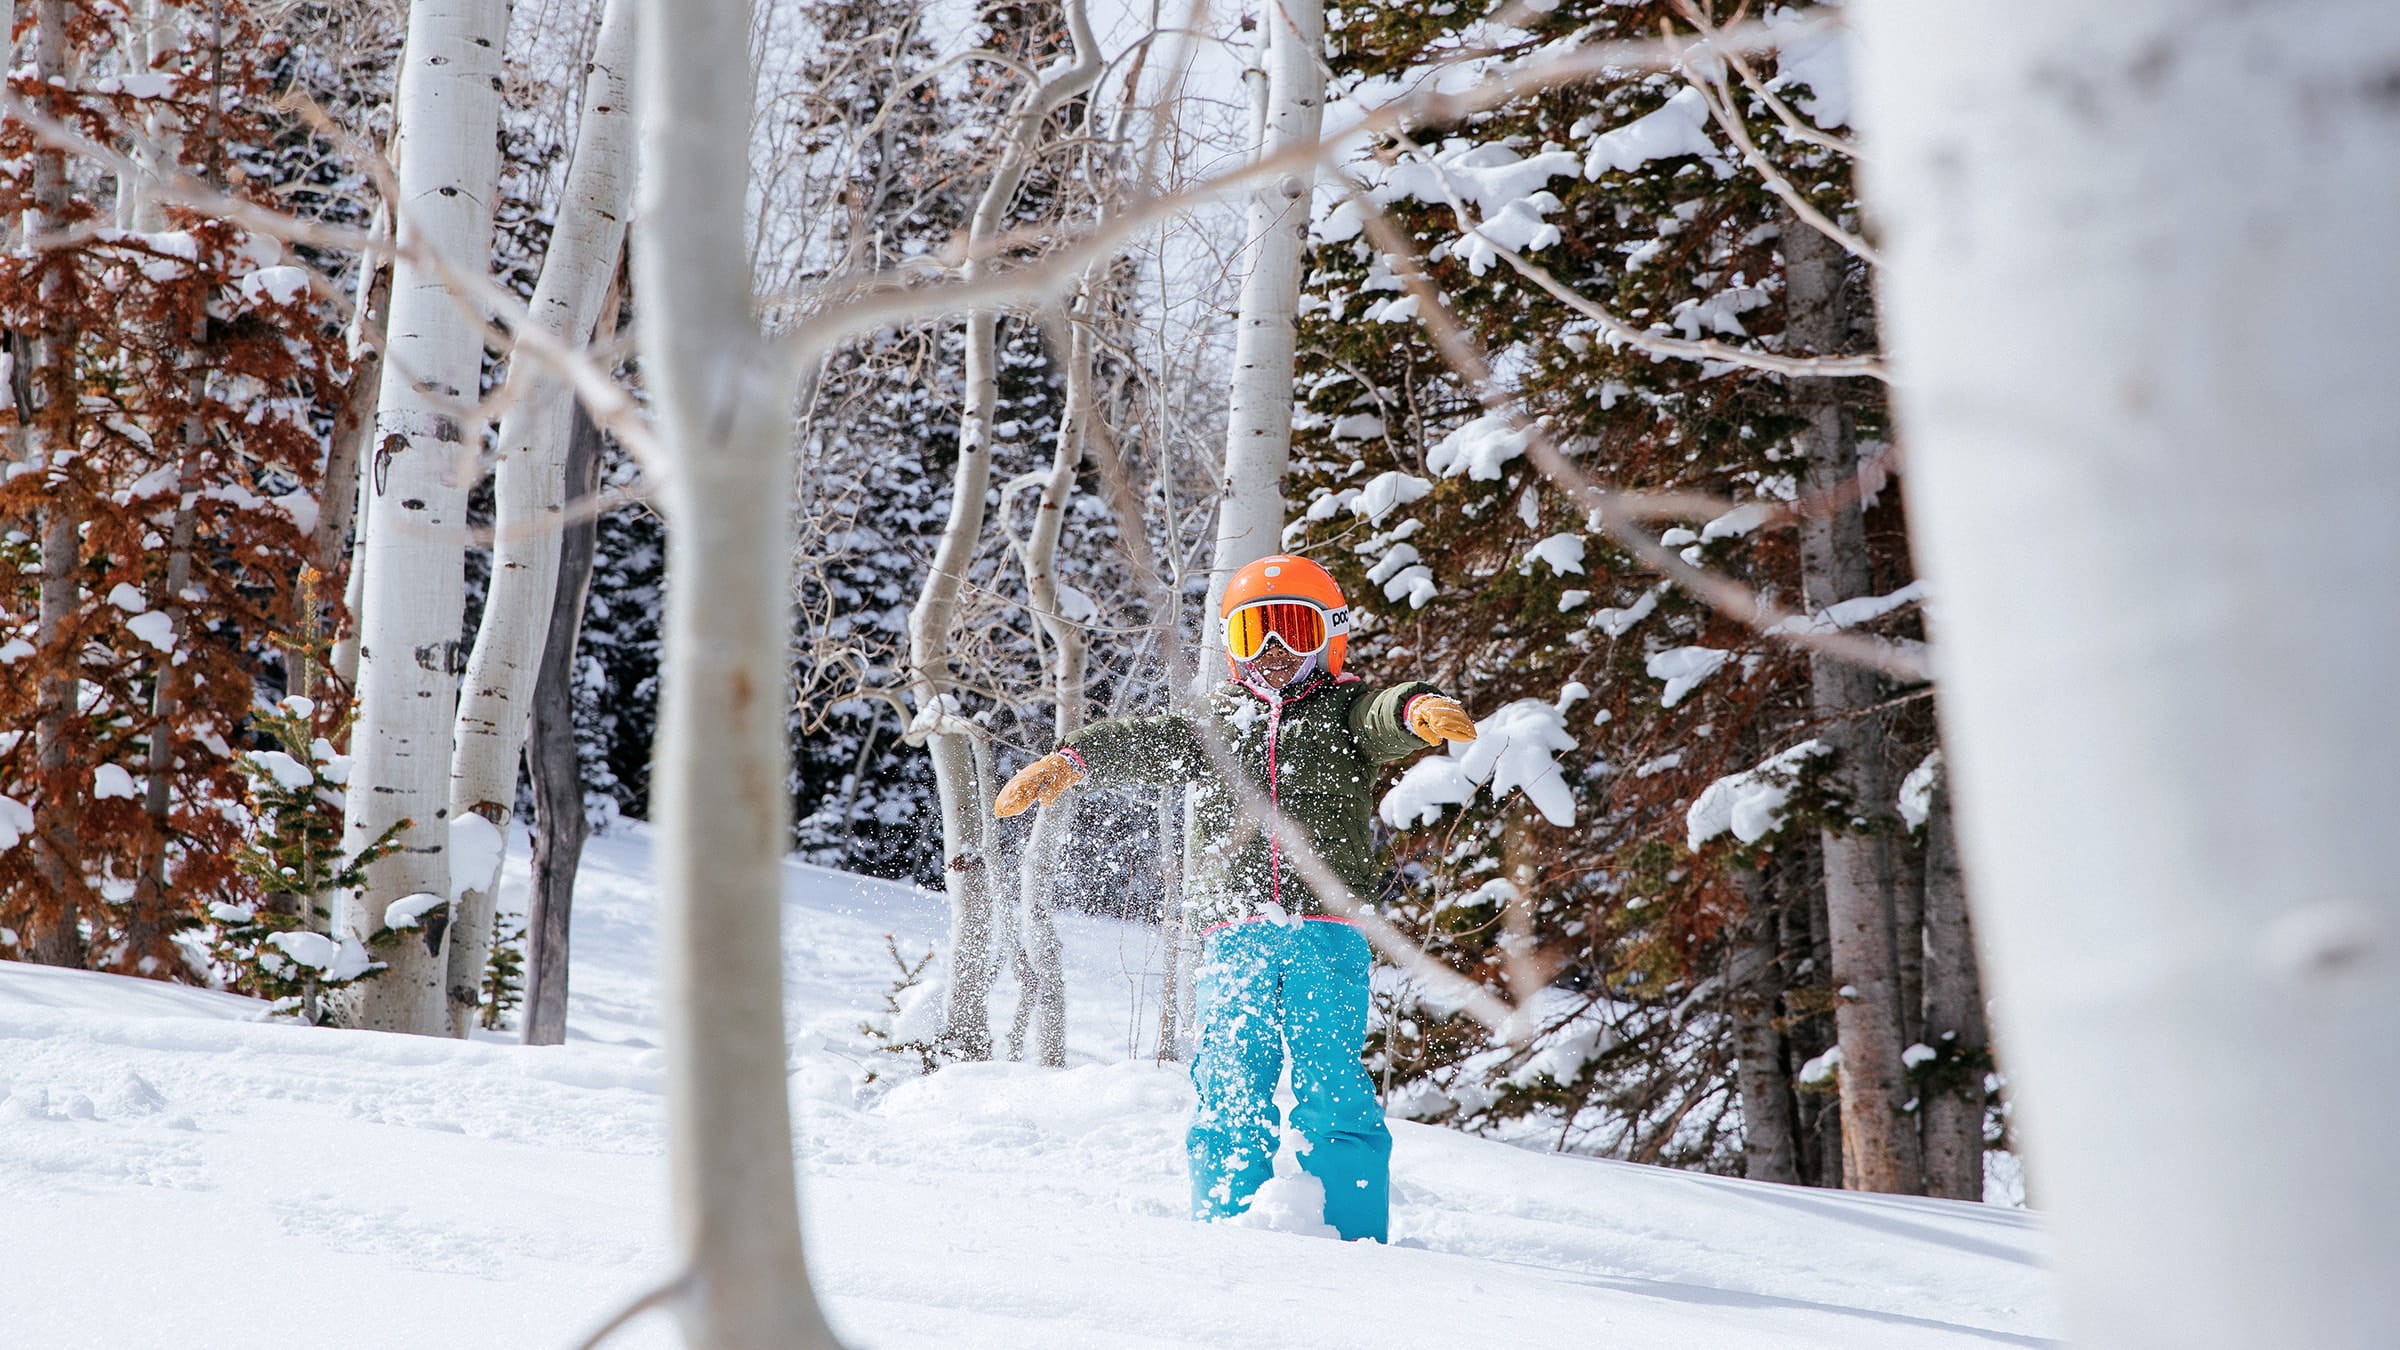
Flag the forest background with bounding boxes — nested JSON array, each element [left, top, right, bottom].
[[8, 1, 2394, 1345], [0, 0, 1994, 1219]]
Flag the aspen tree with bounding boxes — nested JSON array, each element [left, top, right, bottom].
[[1195, 0, 1323, 674], [444, 0, 635, 1036], [909, 0, 1102, 1063], [1005, 303, 1103, 1069], [336, 0, 510, 1033], [521, 401, 605, 1048], [637, 0, 842, 1340], [1859, 0, 2400, 1339]]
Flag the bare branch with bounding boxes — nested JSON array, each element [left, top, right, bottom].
[[1366, 146, 1886, 382], [763, 16, 1815, 351], [1346, 192, 1928, 682], [278, 96, 671, 476], [1665, 5, 1879, 266], [0, 89, 670, 482], [567, 1269, 695, 1350]]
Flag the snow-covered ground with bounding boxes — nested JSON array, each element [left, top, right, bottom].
[[0, 826, 2058, 1347]]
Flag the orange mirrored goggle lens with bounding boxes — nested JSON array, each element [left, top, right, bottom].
[[1226, 602, 1328, 660]]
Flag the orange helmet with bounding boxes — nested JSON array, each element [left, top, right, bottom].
[[1220, 554, 1352, 677]]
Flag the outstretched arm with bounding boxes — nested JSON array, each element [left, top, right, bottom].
[[994, 711, 1204, 817], [1349, 681, 1477, 764]]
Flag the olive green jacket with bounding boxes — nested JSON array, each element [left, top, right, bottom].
[[1059, 674, 1440, 930]]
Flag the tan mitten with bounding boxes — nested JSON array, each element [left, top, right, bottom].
[[994, 752, 1086, 817], [1406, 695, 1479, 746]]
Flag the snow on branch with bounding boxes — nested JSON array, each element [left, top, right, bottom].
[[1646, 646, 1731, 708], [1724, 6, 1861, 158], [1583, 86, 1718, 177], [1339, 190, 1929, 682], [1380, 698, 1580, 831], [1686, 740, 1830, 851], [1766, 581, 1925, 638], [1667, 0, 1879, 266], [6, 10, 1831, 547], [1350, 469, 1434, 523], [1369, 147, 1887, 382]]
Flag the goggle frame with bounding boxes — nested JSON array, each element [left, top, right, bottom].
[[1223, 597, 1348, 661]]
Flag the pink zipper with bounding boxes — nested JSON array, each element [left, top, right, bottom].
[[1233, 676, 1288, 916], [1264, 685, 1286, 914]]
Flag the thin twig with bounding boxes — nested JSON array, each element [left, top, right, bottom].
[[1367, 143, 1886, 381], [1663, 6, 1879, 266], [1704, 9, 1861, 159], [567, 1269, 694, 1350], [760, 16, 1810, 326], [1347, 191, 1927, 681], [279, 96, 670, 475]]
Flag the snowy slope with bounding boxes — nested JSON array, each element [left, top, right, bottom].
[[0, 827, 2058, 1348]]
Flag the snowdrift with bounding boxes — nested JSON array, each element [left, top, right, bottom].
[[0, 826, 2056, 1347]]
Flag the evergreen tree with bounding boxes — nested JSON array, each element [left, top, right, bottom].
[[0, 2, 350, 979], [213, 688, 402, 1016], [1283, 0, 1973, 1189]]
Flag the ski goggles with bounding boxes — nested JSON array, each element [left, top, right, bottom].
[[1225, 600, 1343, 660]]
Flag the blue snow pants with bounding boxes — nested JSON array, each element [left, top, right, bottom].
[[1188, 918, 1393, 1242]]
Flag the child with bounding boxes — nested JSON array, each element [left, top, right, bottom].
[[995, 554, 1476, 1242]]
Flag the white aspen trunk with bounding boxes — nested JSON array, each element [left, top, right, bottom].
[[1179, 3, 1322, 980], [122, 1, 164, 232], [1152, 787, 1188, 1061], [637, 0, 841, 1343], [1856, 2, 2400, 1343], [924, 729, 995, 1060], [443, 0, 636, 1037], [908, 2, 1101, 1064], [1194, 0, 1322, 679], [967, 730, 1014, 1000], [915, 297, 997, 1061], [328, 221, 392, 689], [336, 0, 509, 1035], [1010, 312, 1095, 1070], [1786, 215, 1921, 1195]]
